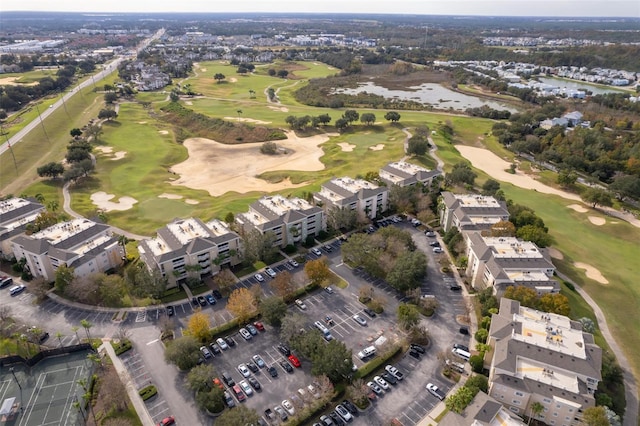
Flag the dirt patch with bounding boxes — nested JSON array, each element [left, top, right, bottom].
[[268, 105, 289, 112], [0, 76, 38, 86], [369, 144, 385, 151], [158, 193, 183, 200], [548, 247, 564, 260], [588, 216, 606, 226], [568, 204, 589, 213], [456, 146, 582, 202], [184, 101, 193, 105], [170, 131, 330, 196], [338, 143, 356, 152], [223, 117, 272, 125], [91, 192, 138, 212], [111, 151, 126, 161], [229, 78, 238, 83], [200, 68, 207, 72], [159, 130, 169, 135], [574, 262, 609, 284], [137, 121, 147, 124]]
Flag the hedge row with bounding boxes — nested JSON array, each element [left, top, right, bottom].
[[139, 385, 157, 401], [112, 340, 133, 356], [354, 345, 402, 379]]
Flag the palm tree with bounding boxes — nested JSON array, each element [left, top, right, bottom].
[[236, 109, 243, 122], [249, 89, 256, 98], [47, 200, 58, 212], [80, 319, 93, 341], [528, 402, 544, 425], [71, 326, 80, 343], [117, 234, 128, 259], [34, 193, 45, 203], [55, 332, 65, 347]]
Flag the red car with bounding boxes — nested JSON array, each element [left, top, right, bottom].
[[158, 416, 175, 426], [288, 354, 301, 368], [253, 321, 265, 331]]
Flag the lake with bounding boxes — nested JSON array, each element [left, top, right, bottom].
[[538, 77, 628, 95], [332, 81, 518, 112]]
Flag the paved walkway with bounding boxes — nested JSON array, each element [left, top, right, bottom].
[[99, 340, 155, 426]]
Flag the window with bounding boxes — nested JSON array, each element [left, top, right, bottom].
[[509, 407, 519, 413], [512, 400, 521, 405], [543, 398, 551, 403], [515, 391, 524, 397]]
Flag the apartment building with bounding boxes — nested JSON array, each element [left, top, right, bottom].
[[10, 218, 122, 281], [0, 197, 45, 259], [465, 233, 559, 294], [439, 391, 526, 426], [314, 177, 389, 220], [440, 192, 510, 232], [379, 161, 441, 188], [139, 217, 242, 288], [235, 195, 325, 248], [487, 299, 602, 426]]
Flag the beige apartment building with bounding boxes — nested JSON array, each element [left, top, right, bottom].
[[0, 197, 45, 259], [439, 192, 510, 232], [314, 177, 389, 220], [379, 161, 441, 188]]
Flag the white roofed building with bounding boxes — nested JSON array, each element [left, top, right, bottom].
[[314, 177, 389, 220], [0, 197, 45, 260], [379, 161, 441, 188], [440, 192, 510, 232]]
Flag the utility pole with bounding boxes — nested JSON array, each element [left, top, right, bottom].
[[31, 98, 50, 144], [1, 124, 18, 175], [9, 367, 23, 413]]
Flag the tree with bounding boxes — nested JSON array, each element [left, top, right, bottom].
[[243, 229, 277, 264], [582, 406, 610, 426], [343, 109, 359, 123], [557, 169, 578, 187], [407, 136, 429, 155], [227, 288, 257, 323], [609, 175, 640, 201], [516, 225, 553, 247], [397, 303, 420, 330], [360, 113, 376, 126], [187, 310, 211, 342], [465, 375, 488, 393], [269, 271, 296, 302], [214, 73, 226, 83], [445, 386, 477, 413], [260, 296, 288, 327], [579, 317, 596, 334], [268, 68, 276, 76], [482, 179, 501, 196], [98, 109, 117, 121], [280, 312, 308, 344], [80, 319, 93, 341], [474, 329, 488, 344], [55, 265, 75, 293], [583, 188, 613, 208], [186, 364, 216, 392], [384, 111, 401, 122], [490, 220, 516, 237], [213, 268, 237, 295], [305, 258, 332, 288], [104, 92, 118, 104], [215, 405, 260, 426], [446, 162, 477, 186], [318, 113, 332, 126], [386, 251, 427, 292], [164, 335, 201, 370], [260, 141, 278, 155], [37, 162, 65, 179], [276, 70, 289, 79], [335, 117, 349, 132], [326, 206, 357, 232], [528, 401, 544, 425]]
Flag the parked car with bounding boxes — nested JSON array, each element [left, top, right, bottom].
[[367, 381, 383, 395], [446, 359, 466, 373], [330, 412, 346, 426], [267, 366, 278, 377], [251, 354, 265, 368], [274, 405, 288, 421], [323, 245, 333, 252], [9, 285, 26, 296], [433, 247, 444, 253], [453, 343, 470, 352], [239, 328, 252, 340], [205, 294, 216, 305], [197, 296, 207, 306], [223, 391, 235, 408], [410, 343, 426, 354], [246, 324, 258, 335], [277, 343, 291, 356], [253, 321, 265, 331], [191, 297, 198, 306], [295, 299, 307, 309], [381, 372, 397, 385], [280, 360, 294, 373], [320, 414, 334, 425], [459, 326, 470, 335], [307, 383, 320, 398], [288, 354, 301, 368], [224, 336, 236, 347], [363, 308, 377, 318], [246, 362, 258, 373], [221, 371, 235, 387], [239, 380, 253, 396], [426, 383, 446, 400], [157, 416, 175, 426], [0, 276, 14, 288], [342, 399, 358, 414], [200, 346, 212, 359], [282, 399, 295, 415], [232, 384, 246, 402], [311, 247, 322, 256], [335, 404, 353, 422], [238, 363, 251, 378], [212, 289, 223, 300], [254, 273, 265, 282], [352, 314, 367, 326], [265, 267, 277, 278], [373, 375, 389, 390], [248, 376, 261, 391], [429, 241, 440, 247], [425, 230, 436, 237], [288, 258, 299, 267], [450, 284, 462, 291], [324, 286, 334, 294], [216, 337, 229, 350], [385, 365, 404, 381], [409, 348, 421, 359], [166, 305, 174, 316]]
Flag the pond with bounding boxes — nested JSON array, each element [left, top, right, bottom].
[[332, 81, 518, 112], [538, 77, 628, 95]]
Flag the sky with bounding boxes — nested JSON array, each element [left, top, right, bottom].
[[3, 0, 639, 18]]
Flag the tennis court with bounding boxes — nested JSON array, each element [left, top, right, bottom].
[[0, 348, 94, 426]]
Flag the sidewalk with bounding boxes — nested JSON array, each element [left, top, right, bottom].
[[99, 340, 155, 426]]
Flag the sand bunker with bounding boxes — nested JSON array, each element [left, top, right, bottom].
[[369, 144, 385, 151], [589, 216, 606, 226], [568, 204, 589, 213], [95, 146, 126, 161], [111, 151, 126, 160], [137, 121, 147, 124], [159, 130, 169, 135], [91, 192, 138, 212], [574, 262, 609, 284], [184, 101, 193, 105], [547, 247, 564, 260], [268, 105, 289, 112], [338, 143, 356, 152], [200, 68, 207, 72], [223, 117, 271, 125], [185, 199, 200, 205], [457, 146, 582, 202], [170, 131, 330, 196], [158, 193, 183, 200], [95, 146, 113, 154], [229, 78, 238, 83], [0, 76, 37, 86]]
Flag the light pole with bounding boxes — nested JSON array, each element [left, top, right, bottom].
[[9, 367, 23, 413], [59, 89, 70, 118], [30, 97, 50, 144], [1, 124, 18, 175]]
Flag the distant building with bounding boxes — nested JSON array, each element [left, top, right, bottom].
[[314, 177, 389, 220], [139, 218, 242, 288], [438, 391, 526, 426], [487, 299, 602, 424], [235, 195, 325, 248], [11, 219, 123, 281], [0, 197, 45, 259], [439, 192, 510, 232], [379, 161, 441, 188], [465, 233, 558, 294]]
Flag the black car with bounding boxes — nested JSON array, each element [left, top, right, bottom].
[[166, 305, 174, 316], [459, 327, 470, 335], [409, 349, 421, 359], [191, 297, 199, 306], [267, 366, 278, 377], [429, 241, 440, 247], [342, 399, 358, 415], [329, 412, 345, 426], [247, 362, 258, 373], [277, 343, 291, 356], [280, 360, 293, 373], [38, 332, 50, 344], [225, 336, 236, 347], [209, 343, 221, 354], [454, 343, 469, 352], [363, 308, 377, 318], [382, 372, 397, 385], [248, 377, 261, 391], [410, 343, 426, 354], [221, 372, 235, 387], [197, 296, 207, 307], [212, 289, 223, 300]]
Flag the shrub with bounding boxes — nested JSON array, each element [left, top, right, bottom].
[[475, 329, 488, 343], [469, 354, 485, 374], [139, 385, 157, 401], [112, 340, 133, 356]]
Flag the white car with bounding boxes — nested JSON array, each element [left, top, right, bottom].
[[307, 383, 320, 398], [254, 273, 265, 282], [367, 381, 383, 395], [295, 299, 307, 310], [433, 247, 444, 253], [239, 380, 253, 396], [426, 383, 445, 400], [216, 337, 229, 350], [311, 247, 322, 256], [335, 404, 353, 422], [385, 364, 404, 381], [373, 375, 389, 390], [353, 314, 367, 326], [239, 328, 252, 340], [252, 354, 266, 368], [289, 259, 299, 267], [238, 363, 251, 378], [282, 399, 295, 415], [265, 267, 277, 278]]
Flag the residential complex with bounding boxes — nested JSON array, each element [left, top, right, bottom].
[[439, 192, 510, 232], [0, 197, 45, 259], [379, 161, 441, 188], [487, 299, 602, 425], [235, 195, 325, 248], [139, 217, 242, 288], [439, 391, 526, 426], [314, 177, 389, 220], [465, 233, 559, 294], [10, 218, 123, 281]]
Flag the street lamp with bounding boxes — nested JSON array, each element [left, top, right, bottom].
[[1, 124, 18, 175], [59, 89, 70, 118], [9, 367, 23, 413], [30, 97, 50, 144]]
